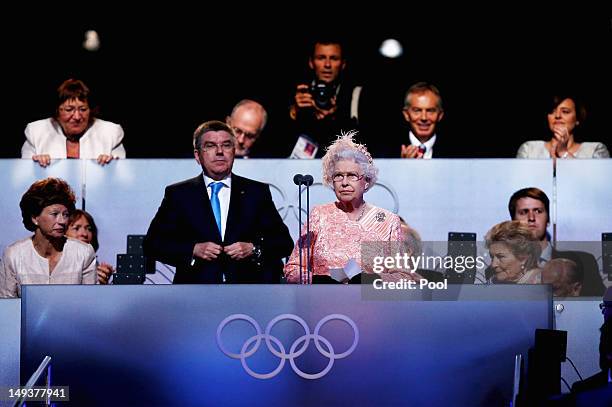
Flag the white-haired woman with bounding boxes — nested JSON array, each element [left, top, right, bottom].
[[284, 132, 418, 284], [485, 220, 542, 284]]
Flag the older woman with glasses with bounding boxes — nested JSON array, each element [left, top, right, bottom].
[[22, 78, 126, 167], [284, 132, 419, 284]]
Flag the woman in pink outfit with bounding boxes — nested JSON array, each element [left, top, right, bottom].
[[284, 132, 418, 284]]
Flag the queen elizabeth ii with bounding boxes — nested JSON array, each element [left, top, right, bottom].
[[284, 132, 417, 284]]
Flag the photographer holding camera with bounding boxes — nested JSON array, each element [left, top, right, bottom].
[[288, 39, 361, 158], [292, 80, 339, 121]]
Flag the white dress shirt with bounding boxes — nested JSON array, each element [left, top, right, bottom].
[[203, 174, 232, 240], [409, 132, 437, 159], [539, 241, 553, 266]]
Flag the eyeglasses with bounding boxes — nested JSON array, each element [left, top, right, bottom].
[[201, 141, 234, 152], [232, 127, 258, 141], [332, 172, 365, 183]]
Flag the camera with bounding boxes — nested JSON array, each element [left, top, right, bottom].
[[309, 80, 336, 110]]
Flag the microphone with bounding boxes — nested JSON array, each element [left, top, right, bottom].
[[293, 174, 304, 185], [302, 175, 314, 186], [293, 173, 313, 283], [295, 174, 304, 283], [293, 174, 314, 186], [304, 175, 312, 283]]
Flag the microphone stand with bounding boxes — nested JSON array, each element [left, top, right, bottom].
[[293, 174, 304, 284], [303, 175, 314, 284], [307, 183, 310, 284]]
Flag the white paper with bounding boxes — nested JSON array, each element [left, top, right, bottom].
[[328, 258, 362, 282], [329, 267, 348, 283], [289, 135, 319, 159], [343, 258, 362, 279]]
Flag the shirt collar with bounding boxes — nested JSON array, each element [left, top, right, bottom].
[[540, 241, 552, 263], [409, 131, 436, 151], [202, 173, 232, 189]]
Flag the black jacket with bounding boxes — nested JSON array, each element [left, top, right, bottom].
[[144, 173, 294, 283]]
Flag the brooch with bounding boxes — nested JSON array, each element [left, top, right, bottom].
[[375, 212, 385, 222]]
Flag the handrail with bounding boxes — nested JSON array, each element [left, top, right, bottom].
[[511, 353, 522, 407], [12, 355, 52, 407]]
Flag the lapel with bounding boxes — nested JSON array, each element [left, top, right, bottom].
[[224, 174, 246, 244], [189, 174, 222, 242], [431, 136, 443, 158]]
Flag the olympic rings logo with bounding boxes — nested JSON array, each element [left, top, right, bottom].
[[216, 313, 359, 380]]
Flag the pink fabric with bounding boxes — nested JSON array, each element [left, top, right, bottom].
[[284, 202, 403, 284]]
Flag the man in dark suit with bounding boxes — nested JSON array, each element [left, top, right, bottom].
[[570, 287, 611, 400], [399, 82, 448, 159], [144, 120, 294, 283], [507, 187, 605, 296]]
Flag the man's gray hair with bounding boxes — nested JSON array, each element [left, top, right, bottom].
[[193, 120, 235, 149]]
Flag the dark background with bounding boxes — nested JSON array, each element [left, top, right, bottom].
[[4, 13, 611, 158]]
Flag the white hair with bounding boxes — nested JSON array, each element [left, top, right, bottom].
[[321, 130, 378, 191]]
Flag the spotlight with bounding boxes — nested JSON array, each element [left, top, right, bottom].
[[379, 38, 403, 58], [83, 30, 100, 52]]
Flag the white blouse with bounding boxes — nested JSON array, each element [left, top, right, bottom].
[[516, 140, 610, 158], [0, 237, 96, 298]]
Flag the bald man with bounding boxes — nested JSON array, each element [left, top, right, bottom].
[[541, 258, 583, 297], [226, 99, 267, 158]]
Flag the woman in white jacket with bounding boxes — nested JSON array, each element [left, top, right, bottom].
[[22, 78, 126, 167], [516, 92, 609, 159]]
